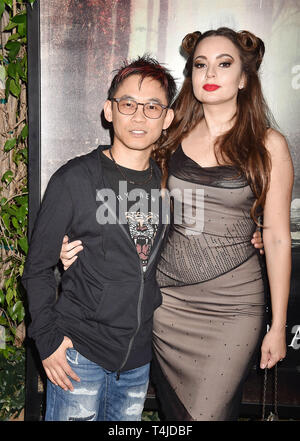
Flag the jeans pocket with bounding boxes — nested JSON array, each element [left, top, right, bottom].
[[66, 348, 79, 365]]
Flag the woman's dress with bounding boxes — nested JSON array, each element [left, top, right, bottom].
[[151, 145, 266, 421]]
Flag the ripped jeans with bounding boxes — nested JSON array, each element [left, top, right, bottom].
[[45, 348, 150, 421]]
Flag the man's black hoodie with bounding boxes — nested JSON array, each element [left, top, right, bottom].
[[22, 146, 169, 373]]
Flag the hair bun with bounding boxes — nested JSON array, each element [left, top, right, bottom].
[[181, 31, 202, 56], [237, 30, 265, 70]]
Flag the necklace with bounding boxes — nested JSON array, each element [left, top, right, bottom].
[[108, 148, 153, 186]]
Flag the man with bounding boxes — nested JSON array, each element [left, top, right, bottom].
[[22, 56, 175, 421]]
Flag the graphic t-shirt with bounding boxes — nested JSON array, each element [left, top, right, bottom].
[[100, 150, 161, 272]]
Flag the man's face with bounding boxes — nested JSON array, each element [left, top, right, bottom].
[[104, 74, 174, 154]]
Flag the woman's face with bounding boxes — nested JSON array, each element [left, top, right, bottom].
[[192, 35, 245, 106]]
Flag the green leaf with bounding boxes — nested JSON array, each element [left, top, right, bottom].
[[0, 289, 4, 305], [14, 195, 27, 206], [2, 212, 10, 229], [7, 62, 16, 78], [11, 216, 20, 230], [13, 151, 22, 166], [12, 301, 25, 322], [18, 237, 28, 254], [4, 20, 17, 31], [16, 204, 27, 223], [17, 22, 26, 38], [5, 77, 10, 99], [9, 78, 20, 97], [4, 0, 13, 8], [6, 205, 17, 215], [5, 41, 21, 60], [4, 278, 11, 291], [19, 148, 28, 162], [0, 316, 8, 325], [16, 60, 26, 81], [6, 288, 14, 307], [4, 138, 16, 152], [5, 41, 21, 51], [7, 305, 15, 321], [5, 205, 17, 215], [20, 124, 28, 140], [11, 13, 26, 24], [0, 1, 5, 17], [1, 170, 13, 185], [7, 33, 21, 41]]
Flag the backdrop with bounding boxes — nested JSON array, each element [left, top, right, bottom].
[[27, 0, 300, 419]]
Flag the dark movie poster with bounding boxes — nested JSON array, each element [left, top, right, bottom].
[[36, 0, 299, 413]]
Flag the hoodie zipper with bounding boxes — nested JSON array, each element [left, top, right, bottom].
[[116, 261, 144, 380], [116, 220, 168, 380], [101, 196, 169, 379]]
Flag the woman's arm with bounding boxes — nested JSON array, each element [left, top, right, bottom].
[[260, 129, 294, 369], [60, 232, 265, 270]]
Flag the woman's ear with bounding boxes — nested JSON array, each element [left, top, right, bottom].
[[104, 100, 113, 123], [239, 72, 247, 90]]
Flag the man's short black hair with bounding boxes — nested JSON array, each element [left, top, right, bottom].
[[107, 55, 177, 105]]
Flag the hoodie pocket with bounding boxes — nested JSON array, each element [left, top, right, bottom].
[[92, 281, 140, 329]]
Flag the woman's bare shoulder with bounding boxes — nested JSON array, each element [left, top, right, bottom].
[[265, 128, 289, 157]]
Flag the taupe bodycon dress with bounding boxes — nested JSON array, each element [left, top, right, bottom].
[[151, 145, 266, 421]]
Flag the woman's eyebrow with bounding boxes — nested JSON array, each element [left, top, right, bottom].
[[194, 53, 234, 60]]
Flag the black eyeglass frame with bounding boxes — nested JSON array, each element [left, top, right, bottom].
[[111, 97, 169, 119]]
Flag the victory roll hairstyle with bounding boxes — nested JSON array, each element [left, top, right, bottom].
[[152, 27, 273, 224], [107, 55, 177, 106]]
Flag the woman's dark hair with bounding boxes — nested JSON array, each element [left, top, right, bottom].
[[152, 27, 273, 224]]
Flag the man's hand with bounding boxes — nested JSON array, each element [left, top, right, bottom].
[[251, 230, 264, 255], [60, 235, 83, 270], [42, 336, 80, 391]]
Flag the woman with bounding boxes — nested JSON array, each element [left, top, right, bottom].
[[60, 28, 293, 421], [149, 28, 293, 421]]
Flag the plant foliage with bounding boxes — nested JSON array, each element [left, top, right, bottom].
[[0, 0, 35, 420]]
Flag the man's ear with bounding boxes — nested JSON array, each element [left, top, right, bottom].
[[104, 100, 113, 123], [163, 108, 174, 130]]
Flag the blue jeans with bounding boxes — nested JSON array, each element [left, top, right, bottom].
[[45, 348, 150, 421]]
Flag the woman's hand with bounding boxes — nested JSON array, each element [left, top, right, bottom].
[[60, 235, 83, 270], [251, 230, 264, 255], [260, 326, 286, 369]]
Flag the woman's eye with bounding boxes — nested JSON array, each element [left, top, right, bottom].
[[219, 62, 231, 68], [194, 63, 206, 69]]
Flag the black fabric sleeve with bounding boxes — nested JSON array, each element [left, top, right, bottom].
[[22, 169, 74, 360]]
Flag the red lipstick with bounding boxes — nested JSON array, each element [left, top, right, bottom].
[[203, 84, 220, 91]]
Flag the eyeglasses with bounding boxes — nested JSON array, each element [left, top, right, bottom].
[[111, 98, 168, 119]]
